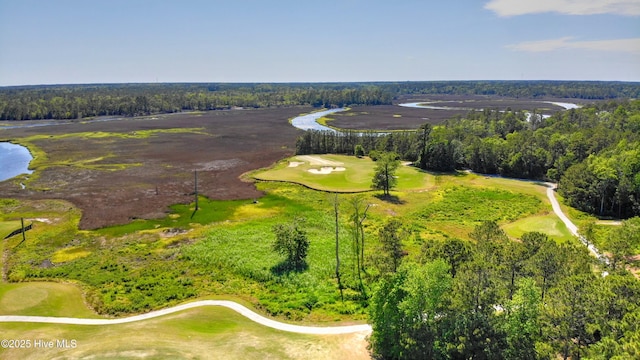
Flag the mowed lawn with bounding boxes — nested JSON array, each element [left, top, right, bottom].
[[0, 282, 370, 360], [0, 282, 99, 318], [253, 154, 434, 192], [502, 212, 574, 243]]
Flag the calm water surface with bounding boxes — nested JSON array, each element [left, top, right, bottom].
[[0, 142, 33, 182]]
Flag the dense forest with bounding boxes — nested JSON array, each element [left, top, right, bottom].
[[1, 81, 638, 120], [368, 219, 640, 360], [296, 100, 640, 219], [383, 80, 640, 99]]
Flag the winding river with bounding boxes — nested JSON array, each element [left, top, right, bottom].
[[289, 101, 580, 132], [398, 101, 580, 111], [0, 142, 33, 182], [290, 108, 346, 132]]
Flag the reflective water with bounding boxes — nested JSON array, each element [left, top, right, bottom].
[[290, 108, 346, 132], [0, 142, 33, 181]]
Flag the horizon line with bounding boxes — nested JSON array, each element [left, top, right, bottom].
[[2, 79, 639, 88]]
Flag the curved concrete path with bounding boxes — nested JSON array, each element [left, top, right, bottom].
[[545, 182, 610, 266], [0, 300, 372, 335]]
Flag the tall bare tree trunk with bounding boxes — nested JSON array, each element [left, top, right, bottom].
[[333, 194, 343, 302]]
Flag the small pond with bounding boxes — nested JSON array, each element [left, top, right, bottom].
[[0, 142, 34, 182]]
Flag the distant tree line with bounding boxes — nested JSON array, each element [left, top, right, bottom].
[[296, 99, 640, 218], [0, 83, 391, 120], [383, 80, 640, 99], [2, 81, 638, 120]]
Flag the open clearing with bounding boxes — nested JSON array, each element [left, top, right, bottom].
[[502, 212, 574, 243], [0, 308, 370, 360]]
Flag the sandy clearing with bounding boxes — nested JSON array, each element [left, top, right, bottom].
[[296, 155, 343, 166], [0, 300, 372, 335], [288, 161, 305, 167], [28, 218, 52, 223], [308, 167, 346, 174]]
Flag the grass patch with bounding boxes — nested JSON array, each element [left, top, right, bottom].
[[406, 183, 543, 241], [503, 213, 574, 243], [413, 185, 541, 223], [51, 246, 92, 263], [21, 128, 208, 142], [253, 154, 434, 192], [0, 220, 22, 239], [0, 282, 99, 317], [96, 193, 288, 237]]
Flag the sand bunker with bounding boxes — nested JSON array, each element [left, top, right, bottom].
[[29, 218, 52, 223], [308, 166, 346, 174], [288, 161, 305, 167], [296, 155, 343, 166]]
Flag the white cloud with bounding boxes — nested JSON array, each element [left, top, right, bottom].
[[485, 0, 640, 16], [507, 37, 640, 54]]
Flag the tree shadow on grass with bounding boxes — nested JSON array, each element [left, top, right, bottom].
[[374, 193, 406, 204], [270, 260, 309, 276]]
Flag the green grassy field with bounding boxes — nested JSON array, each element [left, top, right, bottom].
[[253, 154, 434, 192], [502, 213, 574, 243], [0, 282, 98, 317]]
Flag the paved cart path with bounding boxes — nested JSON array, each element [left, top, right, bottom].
[[0, 300, 372, 335], [545, 182, 609, 265]]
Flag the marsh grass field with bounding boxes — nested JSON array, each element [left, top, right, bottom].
[[0, 107, 307, 229]]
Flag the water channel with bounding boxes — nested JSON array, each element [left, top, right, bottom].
[[289, 101, 580, 132], [398, 101, 580, 111], [290, 108, 346, 132]]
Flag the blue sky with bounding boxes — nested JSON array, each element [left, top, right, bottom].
[[0, 0, 638, 85]]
